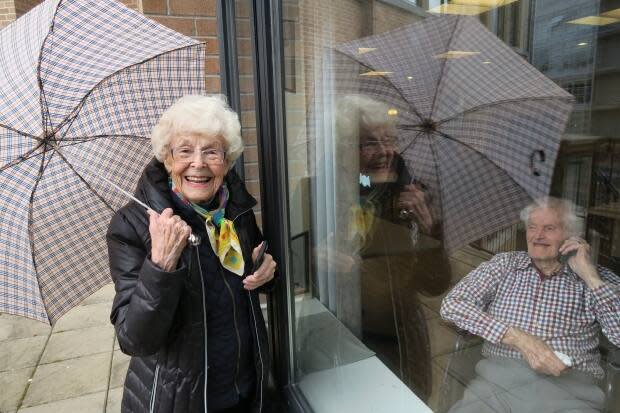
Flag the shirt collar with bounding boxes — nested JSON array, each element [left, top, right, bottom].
[[516, 252, 577, 280]]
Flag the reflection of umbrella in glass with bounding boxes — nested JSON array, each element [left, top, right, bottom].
[[0, 0, 205, 323], [331, 15, 573, 252]]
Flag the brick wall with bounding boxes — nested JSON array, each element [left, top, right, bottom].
[[0, 0, 16, 29], [14, 0, 39, 17]]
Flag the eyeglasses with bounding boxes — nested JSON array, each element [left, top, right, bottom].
[[359, 137, 397, 152], [170, 147, 226, 165]]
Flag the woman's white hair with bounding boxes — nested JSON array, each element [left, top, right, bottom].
[[519, 197, 582, 237], [151, 95, 243, 167], [334, 94, 396, 143]]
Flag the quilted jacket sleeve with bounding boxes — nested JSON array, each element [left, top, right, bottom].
[[107, 209, 187, 356]]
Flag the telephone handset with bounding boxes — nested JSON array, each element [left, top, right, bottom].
[[559, 247, 577, 265]]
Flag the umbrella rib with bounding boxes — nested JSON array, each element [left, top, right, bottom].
[[434, 129, 533, 194], [428, 136, 446, 239], [341, 55, 425, 123], [61, 134, 149, 143], [0, 123, 41, 140], [0, 143, 45, 173], [26, 145, 56, 322], [435, 95, 574, 127], [398, 129, 425, 157], [51, 147, 116, 214], [36, 0, 64, 141], [429, 16, 463, 120]]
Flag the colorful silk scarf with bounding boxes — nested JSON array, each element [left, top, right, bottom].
[[347, 202, 375, 244], [170, 180, 245, 275]]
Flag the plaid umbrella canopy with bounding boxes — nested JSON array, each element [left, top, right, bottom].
[[329, 15, 574, 252], [0, 0, 205, 323]]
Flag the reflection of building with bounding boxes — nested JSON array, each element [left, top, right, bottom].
[[533, 0, 620, 272], [462, 0, 620, 274]]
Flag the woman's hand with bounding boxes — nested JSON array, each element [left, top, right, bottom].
[[397, 184, 433, 233], [148, 208, 191, 272], [243, 242, 276, 290]]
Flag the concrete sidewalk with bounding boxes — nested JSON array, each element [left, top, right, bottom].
[[0, 283, 127, 413]]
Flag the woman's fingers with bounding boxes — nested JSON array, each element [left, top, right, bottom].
[[243, 253, 276, 290]]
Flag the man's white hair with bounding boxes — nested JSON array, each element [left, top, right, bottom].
[[519, 197, 582, 237], [334, 94, 396, 143], [151, 95, 243, 167]]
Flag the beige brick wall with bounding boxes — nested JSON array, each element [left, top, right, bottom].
[[14, 0, 39, 17], [0, 0, 16, 29], [10, 0, 141, 20]]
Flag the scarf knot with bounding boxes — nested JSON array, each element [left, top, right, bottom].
[[170, 180, 245, 275]]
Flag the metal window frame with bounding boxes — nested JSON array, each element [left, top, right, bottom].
[[217, 0, 245, 180], [248, 0, 310, 411]]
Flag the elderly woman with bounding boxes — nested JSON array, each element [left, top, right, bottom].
[[311, 94, 451, 400], [107, 95, 276, 413]]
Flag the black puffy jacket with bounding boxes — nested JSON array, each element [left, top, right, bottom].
[[107, 159, 272, 413]]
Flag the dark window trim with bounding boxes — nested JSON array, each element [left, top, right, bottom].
[[249, 0, 300, 408], [217, 0, 245, 180]]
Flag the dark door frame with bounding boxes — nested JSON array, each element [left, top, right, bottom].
[[247, 0, 311, 411]]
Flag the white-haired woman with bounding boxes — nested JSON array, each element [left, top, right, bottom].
[[107, 95, 276, 413], [316, 94, 451, 400]]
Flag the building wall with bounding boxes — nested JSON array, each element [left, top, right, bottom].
[[0, 0, 16, 29]]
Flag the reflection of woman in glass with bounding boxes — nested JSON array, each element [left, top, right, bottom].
[[336, 95, 451, 400]]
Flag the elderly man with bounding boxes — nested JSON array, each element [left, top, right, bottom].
[[440, 197, 620, 412]]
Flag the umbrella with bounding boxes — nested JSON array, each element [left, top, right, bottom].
[[0, 0, 205, 324], [328, 15, 574, 252]]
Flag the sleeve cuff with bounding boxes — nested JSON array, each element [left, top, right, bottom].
[[144, 257, 187, 276], [483, 317, 510, 344], [592, 282, 619, 312]]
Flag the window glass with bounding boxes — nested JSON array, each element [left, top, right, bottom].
[[282, 1, 620, 411]]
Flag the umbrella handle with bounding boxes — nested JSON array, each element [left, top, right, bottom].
[[188, 233, 202, 246], [142, 206, 202, 246], [530, 150, 546, 176]]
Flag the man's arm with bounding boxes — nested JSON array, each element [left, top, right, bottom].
[[501, 327, 566, 376], [440, 254, 510, 344], [589, 267, 620, 346], [560, 237, 620, 346], [441, 253, 567, 376]]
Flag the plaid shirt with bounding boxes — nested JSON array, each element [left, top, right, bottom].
[[441, 251, 620, 379]]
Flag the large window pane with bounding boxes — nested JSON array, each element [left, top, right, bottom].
[[281, 1, 620, 411]]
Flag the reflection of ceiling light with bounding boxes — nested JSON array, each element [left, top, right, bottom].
[[407, 76, 413, 80], [567, 16, 620, 26], [482, 61, 492, 64], [360, 71, 393, 77], [452, 0, 518, 7], [358, 48, 376, 54], [387, 109, 398, 116], [601, 8, 620, 18], [577, 42, 588, 46], [435, 50, 481, 59], [429, 4, 491, 15]]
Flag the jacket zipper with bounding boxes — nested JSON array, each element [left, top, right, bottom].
[[233, 206, 264, 412], [220, 267, 243, 395], [194, 246, 209, 413], [149, 364, 160, 413], [247, 290, 264, 413]]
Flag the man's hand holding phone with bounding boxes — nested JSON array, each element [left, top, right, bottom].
[[243, 241, 276, 291], [559, 237, 603, 290]]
